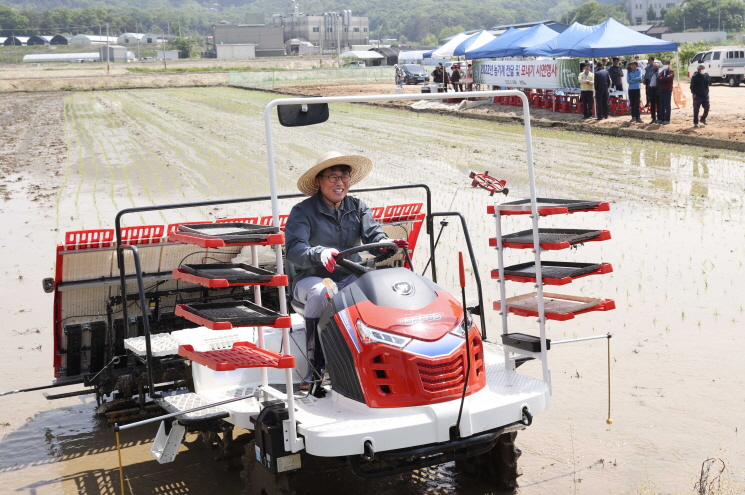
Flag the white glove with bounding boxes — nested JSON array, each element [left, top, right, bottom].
[[320, 248, 339, 272]]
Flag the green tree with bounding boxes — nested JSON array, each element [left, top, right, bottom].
[[421, 33, 437, 45], [169, 37, 193, 58], [438, 25, 465, 41], [567, 1, 630, 26], [646, 5, 657, 22]]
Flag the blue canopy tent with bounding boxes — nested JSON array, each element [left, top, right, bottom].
[[522, 22, 600, 57], [469, 24, 559, 59], [452, 30, 497, 57], [525, 18, 677, 57]]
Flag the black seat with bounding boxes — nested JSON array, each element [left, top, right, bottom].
[[291, 298, 305, 317]]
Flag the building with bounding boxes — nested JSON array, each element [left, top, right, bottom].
[[213, 25, 285, 57], [628, 0, 683, 25], [70, 34, 118, 45], [156, 50, 179, 60], [629, 25, 654, 34], [118, 33, 144, 44], [100, 45, 128, 63], [216, 44, 256, 59], [27, 35, 52, 45], [662, 31, 727, 42], [488, 20, 569, 34], [4, 36, 29, 45], [50, 35, 71, 45], [271, 8, 370, 51], [23, 53, 100, 63], [141, 33, 169, 44], [369, 47, 399, 66], [646, 26, 673, 38]]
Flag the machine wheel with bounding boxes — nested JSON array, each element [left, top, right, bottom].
[[729, 76, 740, 87], [454, 431, 522, 492], [241, 440, 295, 495]]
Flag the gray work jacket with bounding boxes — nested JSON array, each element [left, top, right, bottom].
[[285, 193, 387, 291]]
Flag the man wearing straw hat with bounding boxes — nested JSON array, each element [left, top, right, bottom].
[[285, 151, 409, 382]]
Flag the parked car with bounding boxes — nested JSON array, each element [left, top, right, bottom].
[[345, 60, 366, 68], [399, 64, 429, 84], [689, 48, 745, 86]]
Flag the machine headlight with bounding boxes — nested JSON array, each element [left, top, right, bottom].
[[449, 315, 471, 338], [357, 319, 411, 348]]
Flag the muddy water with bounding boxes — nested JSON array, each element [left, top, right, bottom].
[[0, 88, 743, 494]]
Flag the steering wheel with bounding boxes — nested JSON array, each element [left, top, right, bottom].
[[334, 241, 400, 277]]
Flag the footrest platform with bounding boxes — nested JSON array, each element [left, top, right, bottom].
[[179, 341, 295, 371], [501, 333, 551, 352]]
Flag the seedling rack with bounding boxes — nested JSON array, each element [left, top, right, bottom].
[[489, 228, 611, 250], [494, 261, 613, 285], [173, 263, 288, 288], [490, 192, 616, 391]]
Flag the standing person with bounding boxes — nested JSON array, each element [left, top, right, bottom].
[[634, 55, 646, 70], [450, 64, 462, 92], [690, 63, 711, 127], [657, 58, 674, 125], [643, 56, 656, 109], [466, 63, 473, 91], [579, 63, 595, 119], [626, 60, 643, 123], [594, 63, 611, 120], [285, 151, 409, 383], [394, 64, 404, 86], [647, 61, 660, 123], [603, 57, 612, 68], [432, 64, 444, 92], [608, 57, 624, 92]]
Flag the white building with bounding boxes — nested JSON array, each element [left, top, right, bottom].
[[216, 44, 256, 59], [118, 33, 144, 44], [628, 0, 682, 25], [70, 34, 118, 45], [23, 53, 100, 63]]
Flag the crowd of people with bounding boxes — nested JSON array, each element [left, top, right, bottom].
[[431, 63, 473, 92], [577, 55, 711, 127]]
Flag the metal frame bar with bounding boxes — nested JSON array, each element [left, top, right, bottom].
[[429, 212, 486, 339]]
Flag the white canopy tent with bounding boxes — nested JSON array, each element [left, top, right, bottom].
[[426, 33, 473, 59]]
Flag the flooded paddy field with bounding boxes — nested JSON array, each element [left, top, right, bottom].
[[0, 88, 743, 494]]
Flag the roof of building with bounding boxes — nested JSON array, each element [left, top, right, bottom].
[[339, 50, 384, 59], [630, 25, 653, 32], [646, 26, 672, 34], [489, 20, 560, 30]]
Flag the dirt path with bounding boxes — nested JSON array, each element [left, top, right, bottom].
[[272, 82, 745, 147]]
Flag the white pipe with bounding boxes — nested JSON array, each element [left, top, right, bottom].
[[551, 334, 611, 345], [494, 209, 511, 371], [517, 91, 551, 403]]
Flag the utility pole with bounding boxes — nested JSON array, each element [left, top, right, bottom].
[[106, 23, 110, 74], [336, 13, 341, 67]]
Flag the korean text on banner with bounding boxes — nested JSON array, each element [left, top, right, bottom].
[[473, 59, 580, 89]]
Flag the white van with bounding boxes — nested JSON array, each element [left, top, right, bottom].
[[689, 48, 745, 86]]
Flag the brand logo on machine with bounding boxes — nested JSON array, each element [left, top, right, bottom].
[[392, 281, 414, 296], [404, 313, 441, 325]]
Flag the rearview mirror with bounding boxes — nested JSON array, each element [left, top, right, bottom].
[[277, 101, 329, 127]]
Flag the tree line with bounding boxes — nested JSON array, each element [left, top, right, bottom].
[[1, 0, 743, 43]]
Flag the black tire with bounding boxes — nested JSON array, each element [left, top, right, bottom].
[[454, 431, 522, 492], [729, 76, 740, 87], [241, 440, 295, 495]]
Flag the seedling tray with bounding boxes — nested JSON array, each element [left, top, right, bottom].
[[173, 263, 287, 288], [494, 261, 612, 285], [175, 301, 291, 330], [489, 198, 610, 216], [169, 223, 284, 247], [494, 228, 610, 250], [501, 333, 551, 353], [493, 292, 615, 321]]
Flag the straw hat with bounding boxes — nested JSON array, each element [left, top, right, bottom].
[[297, 151, 373, 196]]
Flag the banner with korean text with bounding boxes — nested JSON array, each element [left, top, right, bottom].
[[472, 59, 580, 89]]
